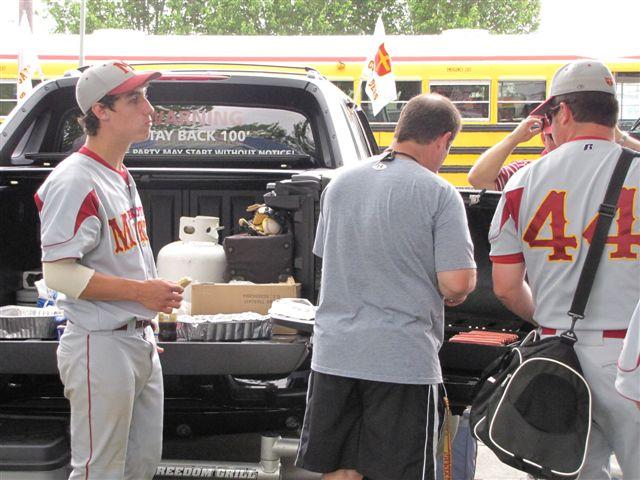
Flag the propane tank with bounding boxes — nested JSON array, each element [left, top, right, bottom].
[[157, 216, 226, 302]]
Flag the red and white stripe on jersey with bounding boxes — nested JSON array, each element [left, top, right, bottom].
[[78, 146, 130, 184], [491, 186, 525, 264], [35, 189, 100, 248], [74, 191, 100, 238], [34, 192, 43, 211], [495, 160, 531, 191]]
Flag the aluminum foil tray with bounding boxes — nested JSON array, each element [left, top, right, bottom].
[[0, 305, 63, 339], [177, 312, 272, 342]]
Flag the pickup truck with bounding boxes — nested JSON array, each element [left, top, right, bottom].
[[0, 66, 527, 479]]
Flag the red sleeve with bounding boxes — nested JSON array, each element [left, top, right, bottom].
[[495, 160, 531, 191], [490, 253, 525, 264], [74, 190, 100, 235], [34, 192, 44, 212]]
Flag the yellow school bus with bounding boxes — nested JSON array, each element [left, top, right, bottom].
[[1, 30, 638, 185]]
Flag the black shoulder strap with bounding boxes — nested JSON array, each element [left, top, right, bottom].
[[568, 147, 636, 322]]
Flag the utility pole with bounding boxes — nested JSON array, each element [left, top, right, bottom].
[[79, 0, 86, 66], [18, 0, 33, 30]]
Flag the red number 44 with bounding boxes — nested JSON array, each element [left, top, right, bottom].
[[523, 188, 640, 261]]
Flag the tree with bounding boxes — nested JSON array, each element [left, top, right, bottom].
[[44, 0, 540, 35], [406, 0, 541, 34]]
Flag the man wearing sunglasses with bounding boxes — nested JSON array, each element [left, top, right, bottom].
[[489, 60, 640, 479]]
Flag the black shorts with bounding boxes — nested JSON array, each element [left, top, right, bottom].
[[295, 371, 440, 480]]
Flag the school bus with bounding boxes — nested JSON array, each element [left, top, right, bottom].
[[1, 29, 638, 185]]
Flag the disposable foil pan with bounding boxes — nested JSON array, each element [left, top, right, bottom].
[[0, 305, 63, 339], [176, 312, 272, 342]]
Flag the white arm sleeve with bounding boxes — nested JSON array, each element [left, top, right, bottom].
[[42, 259, 95, 300]]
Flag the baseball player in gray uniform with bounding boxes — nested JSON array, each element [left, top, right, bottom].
[[489, 60, 639, 479], [36, 60, 183, 480]]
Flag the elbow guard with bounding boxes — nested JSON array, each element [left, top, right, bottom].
[[42, 259, 95, 299]]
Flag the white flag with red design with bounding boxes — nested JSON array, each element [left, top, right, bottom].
[[362, 15, 397, 116], [17, 12, 42, 103]]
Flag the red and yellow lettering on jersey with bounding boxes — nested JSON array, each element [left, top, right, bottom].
[[108, 207, 150, 254], [136, 218, 150, 244], [583, 187, 640, 260], [109, 212, 138, 254], [523, 190, 578, 262]]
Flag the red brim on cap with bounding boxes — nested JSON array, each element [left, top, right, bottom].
[[530, 96, 555, 117], [108, 71, 162, 95]]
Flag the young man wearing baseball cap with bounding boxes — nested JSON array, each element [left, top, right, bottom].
[[467, 115, 557, 190], [489, 60, 640, 478], [35, 60, 183, 479]]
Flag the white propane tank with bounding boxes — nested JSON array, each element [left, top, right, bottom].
[[156, 216, 226, 302]]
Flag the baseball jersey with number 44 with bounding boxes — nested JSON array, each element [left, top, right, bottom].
[[489, 138, 639, 330]]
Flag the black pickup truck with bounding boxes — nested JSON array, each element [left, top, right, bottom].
[[0, 66, 527, 479]]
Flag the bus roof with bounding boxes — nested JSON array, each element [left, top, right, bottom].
[[1, 29, 638, 64]]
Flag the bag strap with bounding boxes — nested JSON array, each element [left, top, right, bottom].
[[566, 147, 636, 331]]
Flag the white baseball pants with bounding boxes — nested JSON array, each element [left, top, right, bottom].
[[570, 333, 640, 480], [57, 322, 163, 480]]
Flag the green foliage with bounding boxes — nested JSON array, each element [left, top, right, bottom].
[[44, 0, 540, 35], [406, 0, 541, 34]]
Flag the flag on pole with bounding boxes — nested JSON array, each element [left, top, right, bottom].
[[17, 11, 42, 103], [362, 15, 397, 116]]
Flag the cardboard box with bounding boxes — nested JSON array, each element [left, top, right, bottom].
[[191, 281, 301, 334]]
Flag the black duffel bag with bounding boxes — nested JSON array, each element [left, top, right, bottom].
[[470, 330, 591, 479], [470, 148, 635, 480]]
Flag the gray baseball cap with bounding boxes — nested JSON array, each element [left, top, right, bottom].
[[76, 60, 161, 114], [531, 60, 616, 116]]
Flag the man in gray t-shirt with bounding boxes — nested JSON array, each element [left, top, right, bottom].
[[296, 94, 476, 480]]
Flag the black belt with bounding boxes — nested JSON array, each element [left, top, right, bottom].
[[115, 320, 152, 331]]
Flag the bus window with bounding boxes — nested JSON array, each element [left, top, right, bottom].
[[331, 80, 355, 99], [0, 81, 17, 117], [616, 73, 640, 130], [0, 80, 42, 120], [429, 81, 490, 121], [360, 80, 421, 123], [497, 80, 546, 123]]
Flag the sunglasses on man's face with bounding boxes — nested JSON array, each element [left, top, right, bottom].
[[545, 104, 562, 124], [540, 116, 550, 132]]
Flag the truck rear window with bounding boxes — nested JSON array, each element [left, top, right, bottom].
[[59, 104, 316, 163]]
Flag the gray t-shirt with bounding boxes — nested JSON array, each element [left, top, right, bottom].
[[312, 154, 476, 384]]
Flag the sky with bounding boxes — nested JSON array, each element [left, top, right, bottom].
[[1, 0, 639, 41], [537, 0, 638, 43]]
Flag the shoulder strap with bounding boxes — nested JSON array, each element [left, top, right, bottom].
[[568, 147, 636, 322]]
